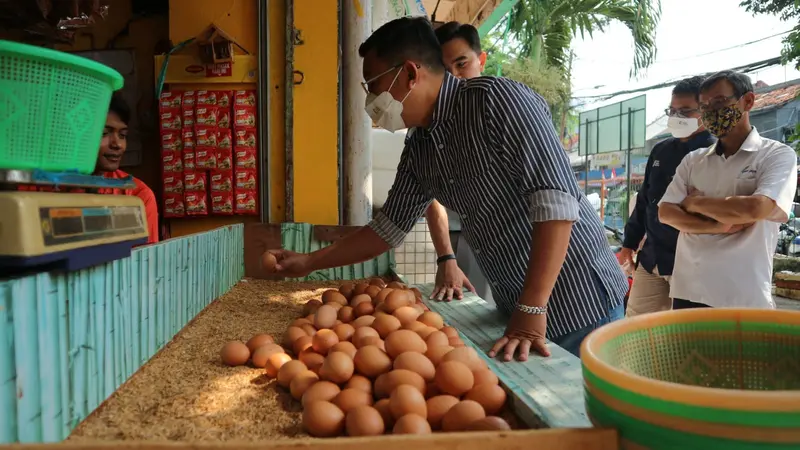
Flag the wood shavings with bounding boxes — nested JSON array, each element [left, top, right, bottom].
[[68, 279, 342, 442]]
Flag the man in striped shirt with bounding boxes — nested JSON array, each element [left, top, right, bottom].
[[270, 17, 628, 359]]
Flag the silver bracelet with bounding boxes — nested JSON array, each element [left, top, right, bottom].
[[516, 304, 548, 315]]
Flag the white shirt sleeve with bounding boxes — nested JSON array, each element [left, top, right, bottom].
[[658, 153, 694, 206], [754, 145, 798, 223]]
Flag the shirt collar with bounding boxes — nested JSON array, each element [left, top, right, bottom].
[[709, 127, 763, 157], [430, 72, 462, 129]]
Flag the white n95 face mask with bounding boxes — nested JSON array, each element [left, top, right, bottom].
[[364, 68, 412, 133], [667, 116, 699, 139]]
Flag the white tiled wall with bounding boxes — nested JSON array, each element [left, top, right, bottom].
[[394, 219, 437, 285]]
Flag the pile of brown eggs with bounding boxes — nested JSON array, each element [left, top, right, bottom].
[[221, 278, 511, 437]]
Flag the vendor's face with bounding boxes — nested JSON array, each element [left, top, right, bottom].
[[362, 50, 426, 128], [96, 111, 128, 172], [441, 38, 485, 79]]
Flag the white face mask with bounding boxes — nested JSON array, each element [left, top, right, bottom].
[[365, 68, 412, 133], [667, 116, 699, 139]]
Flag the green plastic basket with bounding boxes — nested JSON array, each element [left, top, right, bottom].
[[0, 40, 124, 174], [581, 309, 800, 449]]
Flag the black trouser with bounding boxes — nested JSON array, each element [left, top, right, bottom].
[[673, 298, 711, 309]]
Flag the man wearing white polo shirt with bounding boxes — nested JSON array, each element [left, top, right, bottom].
[[659, 71, 797, 309]]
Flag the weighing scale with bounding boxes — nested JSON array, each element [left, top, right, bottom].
[[0, 169, 149, 274]]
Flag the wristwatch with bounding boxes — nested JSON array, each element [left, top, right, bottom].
[[436, 254, 456, 264], [516, 304, 548, 315]]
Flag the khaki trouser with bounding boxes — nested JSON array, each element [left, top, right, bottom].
[[625, 265, 673, 317]]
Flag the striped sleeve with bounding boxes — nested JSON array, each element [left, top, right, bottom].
[[487, 79, 581, 222], [368, 145, 433, 248]]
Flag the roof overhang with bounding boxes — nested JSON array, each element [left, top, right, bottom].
[[426, 0, 519, 36]]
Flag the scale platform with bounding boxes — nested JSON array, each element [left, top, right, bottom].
[[0, 191, 149, 274]]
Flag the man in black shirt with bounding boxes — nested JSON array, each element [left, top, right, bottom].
[[621, 76, 716, 316]]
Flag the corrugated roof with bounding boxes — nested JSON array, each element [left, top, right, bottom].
[[753, 80, 800, 112]]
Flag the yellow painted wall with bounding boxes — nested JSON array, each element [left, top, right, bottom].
[[292, 0, 340, 225], [269, 1, 287, 223]]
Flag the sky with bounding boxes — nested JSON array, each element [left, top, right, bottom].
[[569, 0, 800, 132]]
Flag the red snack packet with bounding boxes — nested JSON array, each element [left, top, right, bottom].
[[235, 189, 258, 215], [182, 129, 195, 150], [161, 131, 182, 151], [215, 90, 233, 108], [182, 90, 196, 110], [163, 193, 185, 218], [184, 171, 207, 192], [182, 108, 196, 128], [195, 106, 219, 127], [161, 150, 183, 173], [233, 106, 257, 129], [218, 128, 233, 150], [183, 150, 196, 171], [234, 128, 257, 148], [234, 90, 257, 107], [159, 109, 182, 131], [235, 168, 257, 190], [159, 91, 182, 110], [218, 108, 231, 128], [195, 126, 218, 147], [235, 147, 257, 169], [196, 90, 218, 106], [185, 192, 208, 216], [210, 170, 233, 192], [216, 149, 233, 170], [162, 173, 184, 194], [195, 146, 217, 170], [211, 192, 234, 215]]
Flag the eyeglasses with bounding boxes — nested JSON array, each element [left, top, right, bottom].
[[361, 64, 402, 95], [699, 95, 740, 113], [664, 107, 699, 118]]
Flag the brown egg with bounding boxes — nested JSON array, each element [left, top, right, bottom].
[[441, 326, 459, 339], [372, 314, 402, 338], [393, 414, 432, 434], [393, 306, 421, 327], [409, 287, 423, 301], [277, 360, 308, 388], [356, 336, 383, 349], [404, 321, 428, 333], [384, 290, 412, 312], [252, 343, 285, 368], [322, 289, 348, 306], [416, 326, 437, 340], [393, 352, 436, 382], [314, 305, 338, 329], [473, 368, 499, 387], [351, 315, 376, 328], [303, 400, 345, 437], [387, 281, 406, 289], [353, 283, 370, 296], [442, 347, 486, 371], [246, 334, 275, 353], [302, 381, 341, 407], [373, 398, 394, 429], [368, 277, 387, 288], [449, 337, 465, 348], [467, 416, 511, 431], [333, 388, 373, 413], [354, 345, 392, 378], [374, 288, 394, 304], [390, 384, 427, 420], [299, 351, 326, 374], [350, 293, 372, 308], [302, 299, 323, 316], [436, 361, 474, 396], [293, 335, 313, 355], [328, 302, 344, 312], [311, 329, 340, 355], [425, 331, 449, 348], [354, 301, 375, 317], [220, 341, 250, 366], [412, 303, 426, 315], [441, 400, 486, 432], [426, 345, 454, 366], [375, 302, 390, 314], [336, 306, 354, 323], [365, 285, 382, 298], [261, 252, 278, 272], [374, 369, 426, 399], [465, 384, 507, 415], [301, 324, 318, 337], [291, 318, 312, 328], [346, 375, 373, 395], [419, 311, 444, 329], [332, 323, 355, 342], [346, 406, 385, 436], [334, 320, 343, 326], [330, 341, 357, 359], [290, 370, 319, 399], [339, 282, 356, 299], [426, 395, 460, 430], [265, 352, 292, 377], [352, 326, 379, 346], [283, 327, 307, 347], [319, 351, 354, 384], [385, 329, 427, 359]]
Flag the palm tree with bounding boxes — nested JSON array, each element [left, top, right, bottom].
[[507, 0, 661, 77]]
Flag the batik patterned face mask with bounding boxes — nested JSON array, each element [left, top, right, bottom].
[[702, 104, 743, 137]]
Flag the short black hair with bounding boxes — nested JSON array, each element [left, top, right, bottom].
[[358, 16, 445, 72], [109, 92, 131, 124], [435, 21, 482, 54], [671, 76, 705, 101], [700, 70, 754, 98]]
